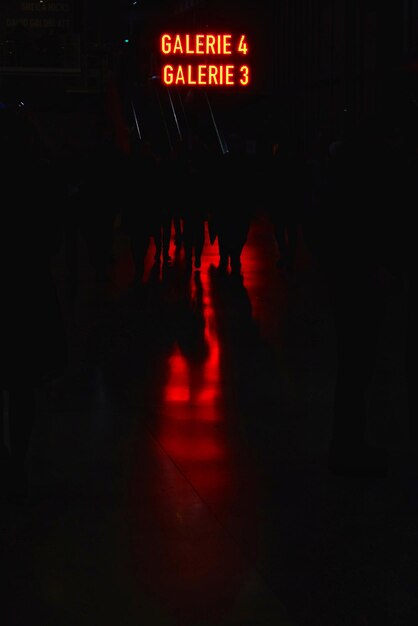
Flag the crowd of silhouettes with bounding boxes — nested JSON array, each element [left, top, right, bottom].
[[118, 129, 265, 282], [1, 94, 415, 501]]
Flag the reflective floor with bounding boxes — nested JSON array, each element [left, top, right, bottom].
[[2, 212, 417, 626]]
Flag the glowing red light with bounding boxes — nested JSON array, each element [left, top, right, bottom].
[[159, 32, 251, 87], [161, 33, 233, 55]]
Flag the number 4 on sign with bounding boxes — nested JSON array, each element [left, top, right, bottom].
[[238, 35, 248, 55]]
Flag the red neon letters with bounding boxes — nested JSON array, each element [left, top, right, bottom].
[[160, 33, 251, 87]]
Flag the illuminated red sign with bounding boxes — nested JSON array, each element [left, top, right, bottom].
[[159, 33, 251, 87]]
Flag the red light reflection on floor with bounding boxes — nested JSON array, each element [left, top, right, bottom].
[[164, 276, 220, 410], [164, 348, 191, 403], [130, 229, 264, 623]]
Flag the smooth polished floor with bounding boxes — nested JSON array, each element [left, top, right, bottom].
[[1, 211, 417, 626]]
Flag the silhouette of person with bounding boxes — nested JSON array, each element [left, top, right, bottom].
[[59, 135, 85, 301], [122, 139, 161, 284], [182, 134, 211, 270], [265, 132, 306, 276], [176, 271, 209, 365], [152, 150, 175, 266], [380, 123, 416, 442], [168, 138, 187, 250], [211, 135, 255, 273], [302, 125, 334, 260], [314, 116, 398, 475], [80, 129, 124, 285], [0, 105, 68, 498]]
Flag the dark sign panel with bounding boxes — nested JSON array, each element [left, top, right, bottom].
[[0, 0, 81, 70]]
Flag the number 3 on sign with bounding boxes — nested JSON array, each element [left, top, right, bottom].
[[239, 65, 250, 85], [237, 35, 248, 55]]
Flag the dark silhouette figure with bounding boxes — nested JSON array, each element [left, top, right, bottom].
[[0, 105, 68, 498], [154, 151, 174, 266], [168, 139, 187, 250], [265, 134, 307, 276], [302, 126, 335, 260], [153, 206, 173, 265], [311, 116, 405, 475], [80, 131, 124, 285], [385, 125, 416, 442], [182, 134, 211, 270], [210, 136, 255, 273], [176, 271, 209, 365], [122, 139, 162, 284], [59, 136, 85, 301]]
